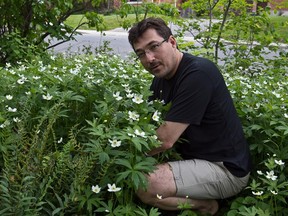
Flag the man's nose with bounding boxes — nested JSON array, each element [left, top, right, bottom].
[[145, 51, 155, 62]]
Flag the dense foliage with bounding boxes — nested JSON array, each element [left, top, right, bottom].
[[0, 50, 287, 215], [0, 0, 104, 66], [0, 53, 164, 215]]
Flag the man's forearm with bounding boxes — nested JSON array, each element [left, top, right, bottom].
[[146, 144, 168, 156]]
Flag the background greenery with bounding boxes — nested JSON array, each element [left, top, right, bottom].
[[64, 14, 288, 42]]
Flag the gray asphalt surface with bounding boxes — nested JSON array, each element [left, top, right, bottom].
[[49, 24, 287, 62], [49, 28, 134, 58], [48, 24, 200, 58]]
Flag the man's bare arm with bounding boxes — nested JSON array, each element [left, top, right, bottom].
[[147, 121, 189, 156]]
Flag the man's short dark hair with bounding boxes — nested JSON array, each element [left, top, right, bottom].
[[128, 17, 172, 50]]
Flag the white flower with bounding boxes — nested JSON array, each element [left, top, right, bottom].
[[275, 159, 285, 166], [252, 191, 263, 196], [156, 194, 162, 200], [57, 137, 63, 143], [128, 111, 139, 121], [107, 183, 121, 192], [121, 84, 129, 88], [284, 113, 288, 118], [54, 75, 63, 81], [9, 70, 16, 75], [33, 76, 41, 80], [5, 95, 13, 100], [270, 190, 278, 195], [91, 185, 101, 194], [132, 94, 144, 104], [13, 117, 21, 123], [19, 65, 26, 71], [257, 170, 263, 175], [109, 139, 121, 148], [0, 120, 10, 128], [7, 107, 17, 112], [266, 171, 277, 181], [125, 88, 132, 93], [42, 93, 53, 100], [113, 92, 123, 101], [134, 129, 146, 138], [152, 110, 161, 122], [69, 68, 79, 75], [128, 132, 136, 137], [126, 93, 134, 98], [152, 135, 158, 140], [17, 78, 26, 85]]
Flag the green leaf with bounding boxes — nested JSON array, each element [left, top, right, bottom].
[[134, 161, 154, 172], [99, 152, 110, 164], [52, 208, 63, 216], [116, 170, 132, 182], [115, 159, 132, 169]]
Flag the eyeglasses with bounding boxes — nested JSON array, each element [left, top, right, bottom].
[[135, 38, 168, 60]]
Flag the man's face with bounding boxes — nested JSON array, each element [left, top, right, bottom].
[[133, 29, 178, 79]]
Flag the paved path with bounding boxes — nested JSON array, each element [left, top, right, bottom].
[[50, 28, 133, 58], [49, 24, 287, 61], [49, 24, 198, 58]]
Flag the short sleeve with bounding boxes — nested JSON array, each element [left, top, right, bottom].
[[165, 70, 214, 125]]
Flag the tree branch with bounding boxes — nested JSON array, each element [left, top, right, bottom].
[[214, 0, 233, 62], [46, 22, 88, 50]]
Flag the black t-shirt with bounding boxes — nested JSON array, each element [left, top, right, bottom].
[[150, 53, 252, 177]]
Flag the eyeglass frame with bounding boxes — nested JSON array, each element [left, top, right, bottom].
[[135, 37, 169, 61]]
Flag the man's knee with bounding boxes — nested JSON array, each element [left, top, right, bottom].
[[136, 188, 156, 205], [136, 173, 160, 205]]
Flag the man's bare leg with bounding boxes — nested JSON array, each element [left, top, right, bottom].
[[137, 163, 219, 215]]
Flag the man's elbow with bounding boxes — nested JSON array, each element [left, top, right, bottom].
[[162, 141, 174, 150]]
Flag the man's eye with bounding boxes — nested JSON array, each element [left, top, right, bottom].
[[150, 44, 159, 51], [137, 52, 145, 58]]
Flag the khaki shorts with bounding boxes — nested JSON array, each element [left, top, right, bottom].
[[168, 159, 250, 199]]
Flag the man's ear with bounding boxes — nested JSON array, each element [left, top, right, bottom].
[[169, 36, 177, 48]]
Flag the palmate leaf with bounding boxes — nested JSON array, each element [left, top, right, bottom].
[[115, 158, 150, 189], [275, 125, 288, 135], [130, 137, 142, 152], [116, 170, 132, 182], [130, 137, 150, 152], [99, 152, 110, 164], [61, 90, 86, 102], [131, 171, 147, 189], [275, 195, 287, 204], [134, 161, 155, 172], [134, 206, 160, 216], [115, 159, 132, 169], [112, 204, 140, 216], [96, 200, 114, 214]]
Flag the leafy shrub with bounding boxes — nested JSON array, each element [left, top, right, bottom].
[[0, 53, 164, 215], [222, 58, 288, 215]]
